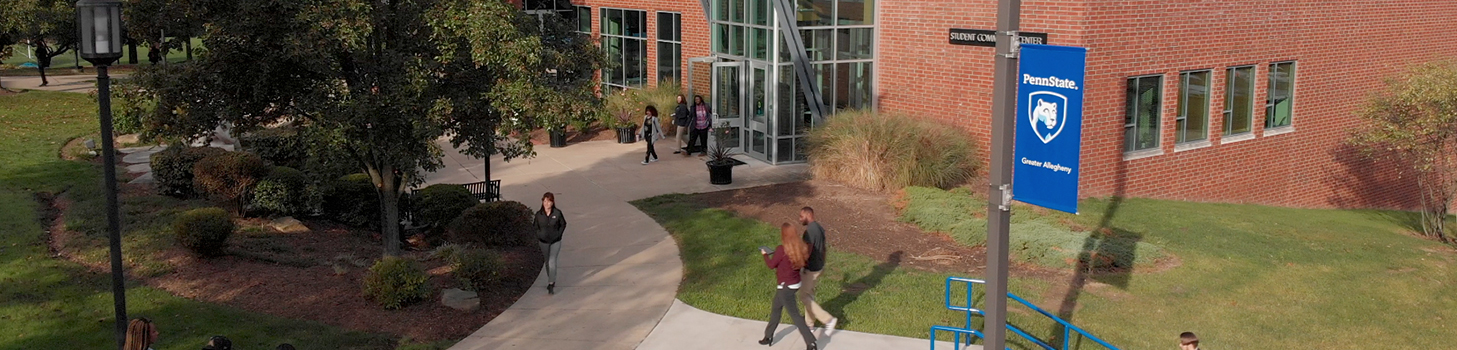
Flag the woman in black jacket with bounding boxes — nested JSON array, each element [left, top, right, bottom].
[[535, 192, 567, 295]]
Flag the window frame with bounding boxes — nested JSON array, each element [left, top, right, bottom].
[[575, 6, 591, 33], [1223, 65, 1256, 136], [1176, 70, 1211, 144], [600, 7, 649, 90], [1265, 61, 1296, 130], [656, 11, 682, 83], [1125, 74, 1163, 153]]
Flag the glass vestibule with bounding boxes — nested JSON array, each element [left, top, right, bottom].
[[706, 0, 874, 164]]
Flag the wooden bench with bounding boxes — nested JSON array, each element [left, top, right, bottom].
[[462, 180, 502, 202]]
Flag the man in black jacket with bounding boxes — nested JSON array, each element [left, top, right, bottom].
[[798, 207, 838, 334], [672, 95, 692, 154]]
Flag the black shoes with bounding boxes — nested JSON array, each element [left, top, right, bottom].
[[757, 337, 771, 346], [547, 283, 555, 295]]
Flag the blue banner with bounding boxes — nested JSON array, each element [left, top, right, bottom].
[[1012, 44, 1086, 214]]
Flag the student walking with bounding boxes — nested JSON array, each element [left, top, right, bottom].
[[641, 105, 664, 165], [672, 95, 692, 154], [122, 317, 160, 350], [687, 95, 712, 156], [797, 207, 838, 334], [758, 223, 818, 350], [535, 192, 567, 295]]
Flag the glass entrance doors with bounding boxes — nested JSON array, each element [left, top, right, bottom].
[[711, 59, 773, 162]]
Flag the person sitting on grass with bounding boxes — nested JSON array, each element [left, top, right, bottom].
[[1179, 332, 1200, 350]]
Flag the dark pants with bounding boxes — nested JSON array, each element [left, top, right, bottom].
[[645, 138, 658, 162], [765, 287, 816, 346], [687, 128, 709, 154]]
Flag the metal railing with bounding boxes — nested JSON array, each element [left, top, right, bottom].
[[930, 277, 1122, 350]]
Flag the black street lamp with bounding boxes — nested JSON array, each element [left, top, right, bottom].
[[75, 1, 127, 349]]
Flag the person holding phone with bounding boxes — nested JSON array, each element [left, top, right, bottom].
[[758, 223, 818, 350]]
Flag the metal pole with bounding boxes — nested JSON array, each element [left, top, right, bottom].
[[984, 0, 1021, 348], [97, 65, 129, 350]]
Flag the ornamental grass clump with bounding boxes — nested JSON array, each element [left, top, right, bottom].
[[807, 110, 981, 191]]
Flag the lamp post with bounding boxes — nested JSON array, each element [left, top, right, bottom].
[[75, 1, 127, 349]]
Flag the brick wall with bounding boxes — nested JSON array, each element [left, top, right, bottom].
[[562, 0, 713, 92], [879, 0, 1457, 210]]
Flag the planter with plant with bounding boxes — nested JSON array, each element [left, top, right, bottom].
[[603, 90, 641, 144], [705, 123, 744, 185]]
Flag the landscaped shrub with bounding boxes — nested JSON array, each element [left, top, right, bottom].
[[897, 186, 1164, 269], [240, 127, 306, 169], [452, 249, 504, 292], [173, 207, 235, 257], [320, 174, 379, 227], [807, 110, 981, 191], [193, 151, 271, 211], [251, 166, 309, 215], [152, 146, 229, 197], [447, 201, 534, 247], [414, 184, 476, 229], [362, 256, 432, 310]]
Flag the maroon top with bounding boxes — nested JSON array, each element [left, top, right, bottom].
[[763, 245, 802, 287]]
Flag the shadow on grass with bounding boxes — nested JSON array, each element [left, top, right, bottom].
[[823, 251, 903, 328]]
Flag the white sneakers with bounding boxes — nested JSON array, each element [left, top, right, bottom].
[[824, 318, 838, 336]]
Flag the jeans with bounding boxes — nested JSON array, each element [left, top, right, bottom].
[[766, 287, 816, 346], [688, 128, 709, 154], [798, 269, 834, 325], [645, 138, 658, 162], [539, 241, 561, 285]]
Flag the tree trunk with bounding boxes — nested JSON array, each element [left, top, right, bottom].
[[128, 41, 138, 64], [185, 39, 193, 61], [371, 164, 404, 256]]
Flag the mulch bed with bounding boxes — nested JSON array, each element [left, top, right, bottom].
[[526, 123, 615, 146], [685, 180, 1058, 279], [46, 182, 543, 342]]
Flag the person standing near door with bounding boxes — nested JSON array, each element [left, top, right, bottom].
[[688, 95, 712, 156], [798, 206, 838, 334], [641, 105, 664, 165], [535, 192, 566, 295], [673, 95, 692, 154]]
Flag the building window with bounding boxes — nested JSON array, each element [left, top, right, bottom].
[[1223, 66, 1255, 135], [657, 12, 681, 82], [601, 8, 647, 90], [1176, 70, 1210, 143], [1266, 61, 1296, 129], [576, 6, 591, 33], [1125, 75, 1162, 152]]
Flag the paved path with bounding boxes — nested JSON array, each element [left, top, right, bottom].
[[429, 138, 976, 350], [0, 74, 118, 93]]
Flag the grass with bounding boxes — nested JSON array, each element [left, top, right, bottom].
[[0, 91, 396, 350], [633, 192, 1457, 350], [1, 39, 198, 76]]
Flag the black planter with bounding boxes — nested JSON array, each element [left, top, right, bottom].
[[549, 130, 567, 148], [707, 160, 734, 185], [616, 126, 638, 143]]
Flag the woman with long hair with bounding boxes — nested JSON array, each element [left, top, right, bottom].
[[122, 317, 159, 350], [534, 192, 567, 295], [758, 223, 817, 350], [641, 105, 664, 165]]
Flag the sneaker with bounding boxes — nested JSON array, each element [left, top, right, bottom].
[[673, 150, 683, 154], [650, 157, 659, 163], [547, 283, 555, 295], [824, 318, 838, 335], [641, 160, 650, 165]]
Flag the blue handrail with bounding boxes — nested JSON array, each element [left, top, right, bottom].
[[930, 277, 1122, 350]]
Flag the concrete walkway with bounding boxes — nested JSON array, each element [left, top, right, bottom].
[[0, 74, 117, 93], [429, 138, 975, 350]]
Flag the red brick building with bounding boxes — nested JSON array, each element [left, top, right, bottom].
[[521, 0, 1457, 210]]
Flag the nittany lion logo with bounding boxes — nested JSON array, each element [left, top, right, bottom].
[[1027, 91, 1068, 143]]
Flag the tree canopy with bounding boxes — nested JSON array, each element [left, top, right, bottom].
[[3, 0, 77, 85], [126, 0, 605, 255]]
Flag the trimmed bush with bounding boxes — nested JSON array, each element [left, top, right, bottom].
[[252, 166, 309, 215], [194, 151, 271, 211], [240, 127, 306, 169], [452, 249, 504, 292], [173, 207, 235, 257], [447, 201, 534, 247], [414, 184, 476, 229], [362, 257, 432, 310], [807, 110, 982, 191], [152, 146, 229, 197], [320, 174, 379, 227]]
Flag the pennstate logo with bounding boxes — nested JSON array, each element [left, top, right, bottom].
[[1028, 91, 1067, 143]]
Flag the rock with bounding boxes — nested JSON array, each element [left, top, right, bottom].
[[268, 217, 310, 233], [441, 288, 480, 311], [115, 134, 139, 145], [125, 163, 152, 174]]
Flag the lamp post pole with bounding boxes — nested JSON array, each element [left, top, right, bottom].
[[985, 0, 1022, 348], [96, 62, 128, 350]]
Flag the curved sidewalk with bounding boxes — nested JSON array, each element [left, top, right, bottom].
[[428, 139, 809, 350]]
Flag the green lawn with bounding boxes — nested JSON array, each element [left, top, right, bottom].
[[0, 91, 397, 350], [2, 39, 197, 76], [632, 192, 1457, 350]]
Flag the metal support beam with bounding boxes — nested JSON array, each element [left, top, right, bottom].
[[769, 0, 828, 124], [984, 0, 1022, 349]]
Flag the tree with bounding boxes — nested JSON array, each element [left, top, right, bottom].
[[128, 0, 604, 256], [7, 0, 76, 86], [1351, 59, 1457, 245], [123, 0, 204, 65]]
